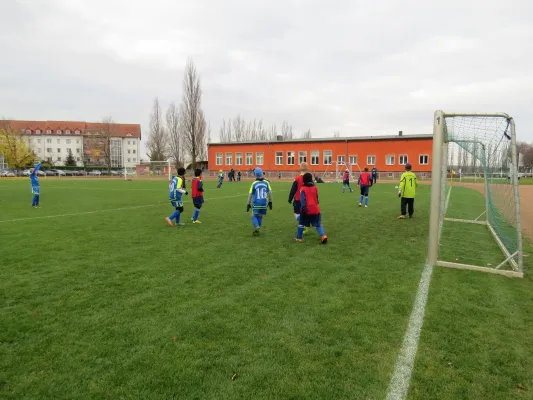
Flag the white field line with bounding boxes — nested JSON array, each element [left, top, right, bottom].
[[386, 187, 451, 399], [385, 263, 433, 400], [0, 193, 251, 224]]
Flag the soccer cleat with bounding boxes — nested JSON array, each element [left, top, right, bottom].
[[192, 220, 202, 224], [365, 205, 368, 208], [359, 203, 362, 207], [296, 238, 303, 243], [165, 217, 174, 227], [252, 228, 260, 236], [397, 215, 406, 219], [321, 235, 328, 244], [176, 222, 185, 226]]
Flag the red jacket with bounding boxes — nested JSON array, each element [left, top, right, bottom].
[[359, 172, 372, 186], [289, 174, 305, 202], [191, 177, 203, 198], [300, 185, 320, 215], [343, 172, 350, 181]]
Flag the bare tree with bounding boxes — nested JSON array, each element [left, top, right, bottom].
[[166, 102, 182, 169], [333, 131, 341, 138], [522, 143, 533, 171], [232, 115, 246, 142], [301, 129, 312, 139], [219, 118, 233, 142], [146, 97, 168, 161], [85, 116, 117, 171], [180, 59, 206, 170], [281, 121, 293, 140]]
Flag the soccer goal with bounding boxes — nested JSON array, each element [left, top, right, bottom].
[[427, 111, 523, 278]]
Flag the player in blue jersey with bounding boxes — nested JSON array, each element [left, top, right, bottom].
[[246, 167, 273, 235], [216, 170, 224, 189], [165, 167, 188, 227], [29, 162, 42, 208]]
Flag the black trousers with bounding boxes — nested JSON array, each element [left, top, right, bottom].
[[372, 175, 377, 184], [401, 197, 415, 217]]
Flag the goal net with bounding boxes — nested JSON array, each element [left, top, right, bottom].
[[427, 111, 523, 278], [320, 162, 356, 183], [128, 161, 172, 181]]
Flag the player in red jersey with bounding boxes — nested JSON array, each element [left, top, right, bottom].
[[296, 172, 327, 244], [358, 167, 373, 207]]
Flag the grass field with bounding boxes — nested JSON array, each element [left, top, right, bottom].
[[1, 178, 532, 400]]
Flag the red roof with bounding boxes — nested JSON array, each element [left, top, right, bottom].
[[2, 120, 141, 139]]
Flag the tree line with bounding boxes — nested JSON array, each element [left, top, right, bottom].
[[145, 59, 208, 171], [518, 142, 533, 171], [218, 117, 313, 142]]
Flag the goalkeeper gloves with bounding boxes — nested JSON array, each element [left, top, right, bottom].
[[398, 191, 402, 197], [247, 204, 251, 212], [268, 202, 272, 210]]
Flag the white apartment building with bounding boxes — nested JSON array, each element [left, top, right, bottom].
[[4, 120, 141, 168]]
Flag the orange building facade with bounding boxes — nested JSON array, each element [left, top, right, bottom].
[[207, 134, 433, 175]]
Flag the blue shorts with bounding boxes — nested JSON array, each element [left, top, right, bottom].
[[193, 197, 204, 209], [300, 212, 321, 227], [360, 185, 369, 196], [343, 180, 350, 185], [32, 186, 40, 195], [252, 208, 267, 215], [293, 200, 301, 214], [171, 200, 184, 210]]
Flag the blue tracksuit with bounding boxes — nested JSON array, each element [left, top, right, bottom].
[[30, 163, 42, 206]]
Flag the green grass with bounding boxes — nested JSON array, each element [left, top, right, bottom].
[[0, 178, 532, 399]]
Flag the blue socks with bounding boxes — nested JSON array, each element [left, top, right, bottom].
[[359, 195, 363, 204], [317, 225, 325, 236], [32, 194, 39, 206], [257, 215, 263, 226], [193, 208, 200, 221], [295, 214, 300, 222], [297, 224, 305, 239], [169, 210, 180, 223], [252, 215, 259, 229], [365, 196, 369, 206]]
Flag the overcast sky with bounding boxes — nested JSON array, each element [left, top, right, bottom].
[[1, 0, 532, 157]]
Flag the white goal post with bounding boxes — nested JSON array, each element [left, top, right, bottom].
[[132, 160, 172, 181], [427, 111, 523, 278]]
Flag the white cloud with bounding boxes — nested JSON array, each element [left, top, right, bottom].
[[0, 0, 532, 158]]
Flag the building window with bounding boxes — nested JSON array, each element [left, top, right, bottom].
[[37, 148, 41, 153], [128, 158, 131, 163], [399, 155, 408, 165], [47, 139, 52, 144], [419, 154, 429, 165], [25, 129, 31, 134], [236, 152, 243, 165], [37, 139, 41, 144], [323, 150, 332, 165], [367, 155, 376, 165], [35, 130, 41, 134], [225, 152, 233, 165], [133, 157, 136, 162], [337, 155, 345, 164], [349, 156, 358, 165], [57, 139, 60, 144], [66, 139, 71, 144], [127, 141, 130, 145], [246, 152, 253, 165], [311, 150, 320, 165], [386, 155, 395, 165], [275, 151, 283, 165], [46, 129, 51, 134], [216, 153, 222, 165], [128, 149, 131, 154], [256, 152, 264, 165], [76, 157, 80, 162], [46, 148, 52, 153], [57, 157, 62, 161], [65, 130, 71, 135], [133, 150, 136, 154], [287, 151, 295, 165], [57, 148, 61, 153], [75, 130, 80, 134], [76, 140, 80, 144], [76, 148, 80, 153], [56, 130, 62, 134], [298, 151, 307, 164], [110, 139, 123, 167]]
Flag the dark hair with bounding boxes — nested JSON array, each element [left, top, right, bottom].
[[177, 167, 186, 176], [303, 172, 313, 184], [364, 167, 368, 172], [194, 168, 202, 177]]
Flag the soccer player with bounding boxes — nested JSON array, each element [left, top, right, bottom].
[[278, 172, 281, 180], [247, 167, 273, 235], [371, 167, 378, 184], [191, 168, 204, 224], [165, 167, 188, 227], [358, 167, 372, 207], [342, 168, 353, 193], [397, 163, 419, 219], [216, 170, 224, 189], [237, 171, 241, 182], [297, 172, 327, 244], [29, 162, 42, 208], [288, 162, 309, 234]]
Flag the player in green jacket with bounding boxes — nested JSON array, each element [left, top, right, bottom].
[[397, 163, 418, 219]]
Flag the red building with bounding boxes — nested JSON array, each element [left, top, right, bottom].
[[207, 133, 433, 178]]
